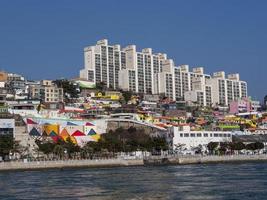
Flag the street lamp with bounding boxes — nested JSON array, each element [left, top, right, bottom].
[[64, 149, 67, 160], [9, 152, 13, 161]]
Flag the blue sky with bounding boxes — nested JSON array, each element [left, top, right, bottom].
[[0, 0, 266, 100]]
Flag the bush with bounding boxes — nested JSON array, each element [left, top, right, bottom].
[[246, 142, 264, 151]]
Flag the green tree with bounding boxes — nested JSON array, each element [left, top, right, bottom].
[[128, 126, 137, 134], [63, 137, 80, 158], [121, 91, 133, 104], [207, 142, 219, 154], [36, 137, 81, 159], [53, 145, 65, 159], [218, 142, 229, 155], [35, 140, 56, 155], [246, 142, 264, 151], [84, 127, 169, 155], [95, 81, 106, 92], [230, 142, 245, 151], [0, 135, 17, 159], [53, 79, 79, 100], [255, 142, 264, 150], [81, 143, 95, 159]]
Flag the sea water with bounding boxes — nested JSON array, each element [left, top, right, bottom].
[[1, 162, 267, 200]]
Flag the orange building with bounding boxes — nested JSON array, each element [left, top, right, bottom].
[[0, 71, 7, 82]]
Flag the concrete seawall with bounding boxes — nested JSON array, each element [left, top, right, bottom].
[[1, 155, 267, 171], [0, 158, 144, 171], [177, 154, 267, 164], [145, 154, 267, 165]]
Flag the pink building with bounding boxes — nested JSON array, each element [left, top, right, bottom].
[[229, 98, 252, 114]]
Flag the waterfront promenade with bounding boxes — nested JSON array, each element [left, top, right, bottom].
[[144, 154, 267, 165], [1, 154, 267, 171], [0, 158, 144, 171], [168, 154, 267, 165]]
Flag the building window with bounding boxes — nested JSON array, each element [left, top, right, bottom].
[[190, 133, 195, 137], [204, 133, 208, 137], [180, 133, 183, 137], [184, 133, 189, 137], [197, 133, 202, 137]]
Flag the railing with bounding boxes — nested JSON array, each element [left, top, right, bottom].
[[0, 156, 146, 171], [0, 155, 142, 164], [106, 118, 167, 131], [143, 153, 267, 160]]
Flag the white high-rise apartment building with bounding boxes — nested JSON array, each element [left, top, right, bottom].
[[174, 66, 211, 101], [118, 45, 168, 94], [184, 77, 212, 107], [80, 39, 126, 89], [80, 39, 248, 106], [80, 39, 167, 92], [154, 59, 175, 99], [209, 72, 247, 106], [184, 70, 247, 107]]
